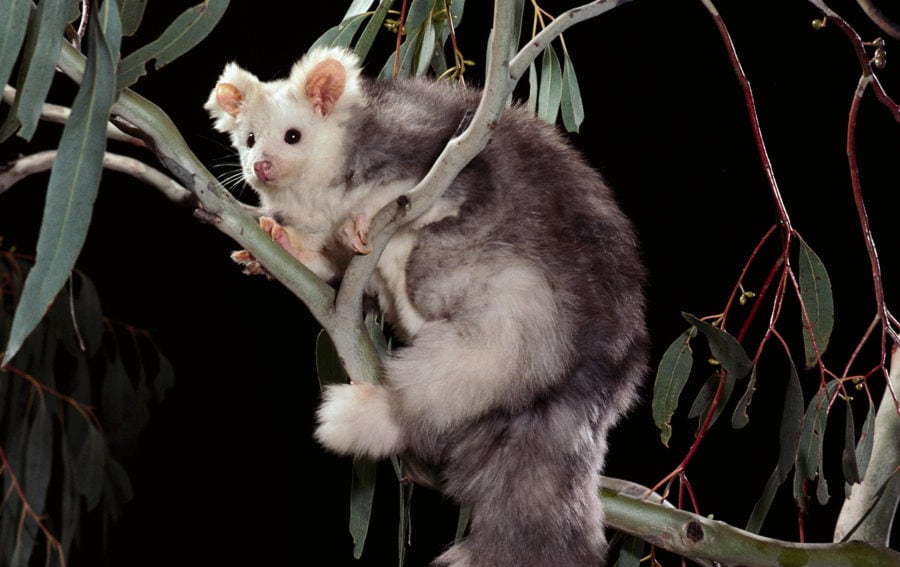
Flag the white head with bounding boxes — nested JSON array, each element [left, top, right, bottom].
[[205, 47, 363, 207]]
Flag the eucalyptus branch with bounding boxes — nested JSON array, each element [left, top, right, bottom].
[[0, 149, 195, 205], [334, 0, 636, 382], [599, 478, 900, 566], [52, 40, 340, 349], [2, 85, 143, 146]]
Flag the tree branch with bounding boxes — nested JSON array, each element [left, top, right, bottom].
[[0, 149, 195, 205], [599, 477, 900, 566]]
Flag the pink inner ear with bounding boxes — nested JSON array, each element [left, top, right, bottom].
[[305, 59, 347, 117], [216, 83, 243, 117]]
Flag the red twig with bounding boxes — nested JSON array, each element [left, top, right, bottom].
[[393, 0, 410, 79]]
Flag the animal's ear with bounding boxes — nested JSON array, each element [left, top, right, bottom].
[[291, 48, 361, 118], [305, 58, 347, 117], [214, 82, 243, 117], [204, 63, 259, 131]]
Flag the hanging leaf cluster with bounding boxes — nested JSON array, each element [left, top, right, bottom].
[[649, 237, 878, 535], [0, 251, 175, 567], [0, 0, 228, 368]]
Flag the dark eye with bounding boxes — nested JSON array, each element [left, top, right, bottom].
[[246, 132, 256, 148], [284, 128, 301, 144]]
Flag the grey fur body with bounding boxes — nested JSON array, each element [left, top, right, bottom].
[[206, 48, 648, 566]]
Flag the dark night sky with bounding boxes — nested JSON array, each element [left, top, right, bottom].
[[1, 1, 899, 565]]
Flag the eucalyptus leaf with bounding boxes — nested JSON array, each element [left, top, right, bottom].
[[731, 366, 758, 429], [560, 53, 585, 133], [116, 0, 229, 91], [343, 0, 376, 19], [842, 398, 861, 485], [60, 433, 81, 557], [651, 326, 696, 447], [537, 44, 562, 124], [118, 0, 148, 37], [416, 14, 436, 76], [798, 239, 834, 369], [0, 0, 31, 92], [75, 425, 107, 510], [350, 457, 377, 559], [777, 359, 804, 478], [613, 534, 645, 567], [745, 467, 782, 533], [527, 61, 538, 114], [2, 0, 120, 367], [310, 13, 369, 50], [682, 312, 752, 382], [687, 370, 735, 430], [1, 0, 71, 141], [855, 398, 876, 480], [315, 329, 349, 390], [353, 0, 395, 61], [23, 397, 53, 523], [103, 457, 134, 521]]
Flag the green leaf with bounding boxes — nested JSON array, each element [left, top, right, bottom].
[[352, 0, 394, 61], [60, 433, 81, 557], [509, 0, 525, 59], [377, 0, 435, 80], [794, 380, 839, 508], [842, 398, 860, 485], [537, 44, 562, 124], [797, 238, 834, 369], [687, 370, 735, 430], [118, 0, 148, 37], [350, 457, 377, 559], [560, 53, 585, 133], [2, 0, 120, 367], [777, 359, 804, 478], [0, 0, 31, 92], [310, 13, 369, 50], [455, 503, 472, 541], [682, 312, 752, 381], [0, 0, 71, 141], [855, 398, 876, 480], [342, 0, 376, 19], [613, 534, 645, 567], [527, 61, 538, 114], [731, 366, 758, 429], [651, 326, 696, 447], [102, 457, 133, 520], [745, 466, 782, 533], [74, 425, 106, 511], [116, 0, 229, 91], [315, 329, 349, 390], [23, 397, 53, 523]]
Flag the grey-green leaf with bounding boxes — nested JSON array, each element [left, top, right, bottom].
[[2, 1, 120, 367], [745, 466, 782, 533], [310, 13, 369, 50], [315, 329, 349, 390], [350, 457, 377, 559], [343, 0, 376, 19], [2, 0, 71, 141], [0, 0, 31, 92], [118, 0, 148, 37], [842, 398, 861, 485], [777, 359, 804, 478], [116, 0, 229, 91], [682, 312, 752, 382], [731, 366, 758, 429], [613, 534, 646, 567], [798, 238, 834, 369], [23, 397, 53, 524], [537, 44, 562, 124], [527, 61, 538, 114], [651, 326, 696, 447], [75, 425, 106, 510], [352, 0, 394, 61], [855, 398, 876, 480], [560, 53, 585, 133]]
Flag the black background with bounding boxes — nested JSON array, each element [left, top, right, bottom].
[[2, 1, 899, 565]]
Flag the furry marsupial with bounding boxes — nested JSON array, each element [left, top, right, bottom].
[[205, 47, 648, 566]]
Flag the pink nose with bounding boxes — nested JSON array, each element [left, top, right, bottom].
[[254, 160, 273, 181]]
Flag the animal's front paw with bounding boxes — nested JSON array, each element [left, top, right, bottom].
[[230, 248, 269, 276], [340, 212, 371, 254], [315, 382, 403, 459]]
